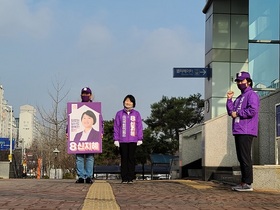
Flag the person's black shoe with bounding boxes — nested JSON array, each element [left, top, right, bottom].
[[75, 178, 84, 183], [85, 177, 93, 184]]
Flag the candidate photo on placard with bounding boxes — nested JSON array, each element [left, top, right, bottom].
[[73, 110, 99, 141], [67, 102, 102, 154]]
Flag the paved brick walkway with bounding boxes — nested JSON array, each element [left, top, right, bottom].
[[1, 179, 280, 209], [0, 179, 89, 210], [109, 180, 280, 210]]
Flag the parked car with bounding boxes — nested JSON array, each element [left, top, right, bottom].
[[136, 175, 151, 180]]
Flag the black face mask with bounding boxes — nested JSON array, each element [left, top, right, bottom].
[[237, 83, 247, 91], [81, 96, 91, 102]]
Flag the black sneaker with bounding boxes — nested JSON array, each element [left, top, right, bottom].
[[75, 178, 84, 183], [121, 180, 128, 184], [85, 177, 93, 184]]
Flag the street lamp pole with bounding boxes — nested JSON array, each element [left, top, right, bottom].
[[53, 148, 60, 179], [20, 138, 27, 177], [6, 105, 13, 162]]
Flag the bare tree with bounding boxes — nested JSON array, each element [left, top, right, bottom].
[[32, 80, 74, 178]]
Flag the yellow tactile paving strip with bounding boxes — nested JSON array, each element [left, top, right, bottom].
[[175, 179, 213, 189], [154, 179, 213, 189], [82, 180, 120, 210]]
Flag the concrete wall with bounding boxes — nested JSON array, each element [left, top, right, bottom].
[[256, 89, 280, 165], [179, 114, 240, 180], [253, 165, 280, 190], [179, 125, 203, 178], [202, 113, 239, 180], [179, 125, 203, 166], [203, 113, 238, 167]]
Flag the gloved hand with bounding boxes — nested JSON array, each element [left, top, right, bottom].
[[114, 141, 120, 147], [137, 141, 143, 146]]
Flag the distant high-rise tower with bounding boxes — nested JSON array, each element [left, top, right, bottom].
[[0, 85, 16, 140], [19, 105, 37, 149]]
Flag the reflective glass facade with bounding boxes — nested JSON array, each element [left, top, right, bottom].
[[200, 0, 280, 176], [249, 0, 280, 91], [204, 0, 249, 120]]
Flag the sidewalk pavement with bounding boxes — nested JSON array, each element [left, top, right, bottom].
[[1, 178, 280, 210]]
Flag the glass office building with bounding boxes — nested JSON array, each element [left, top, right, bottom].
[[203, 0, 280, 120], [249, 0, 280, 94], [203, 0, 249, 120], [188, 0, 280, 180]]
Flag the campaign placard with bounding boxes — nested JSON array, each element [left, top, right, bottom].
[[67, 102, 102, 154]]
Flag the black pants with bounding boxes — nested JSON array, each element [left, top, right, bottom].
[[234, 135, 254, 185], [120, 142, 137, 182]]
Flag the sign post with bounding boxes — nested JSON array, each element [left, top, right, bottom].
[[0, 138, 15, 151], [173, 67, 211, 79]]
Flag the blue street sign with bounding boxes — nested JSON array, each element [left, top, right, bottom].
[[173, 67, 211, 78], [0, 138, 15, 151]]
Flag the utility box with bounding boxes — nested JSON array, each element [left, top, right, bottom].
[[50, 168, 63, 179], [0, 161, 10, 179]]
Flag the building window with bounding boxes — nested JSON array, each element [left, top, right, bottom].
[[249, 0, 280, 91]]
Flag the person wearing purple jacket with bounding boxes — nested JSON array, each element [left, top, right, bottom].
[[114, 95, 143, 184], [226, 71, 260, 192], [66, 87, 103, 184]]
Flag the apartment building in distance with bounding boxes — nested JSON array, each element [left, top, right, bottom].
[[0, 85, 17, 142], [18, 105, 37, 149]]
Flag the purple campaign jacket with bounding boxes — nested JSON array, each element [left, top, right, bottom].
[[226, 87, 260, 137], [114, 109, 143, 143]]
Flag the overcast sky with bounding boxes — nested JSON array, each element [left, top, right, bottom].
[[0, 0, 206, 121]]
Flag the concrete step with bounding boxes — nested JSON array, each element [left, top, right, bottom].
[[212, 171, 241, 184], [253, 165, 280, 191]]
